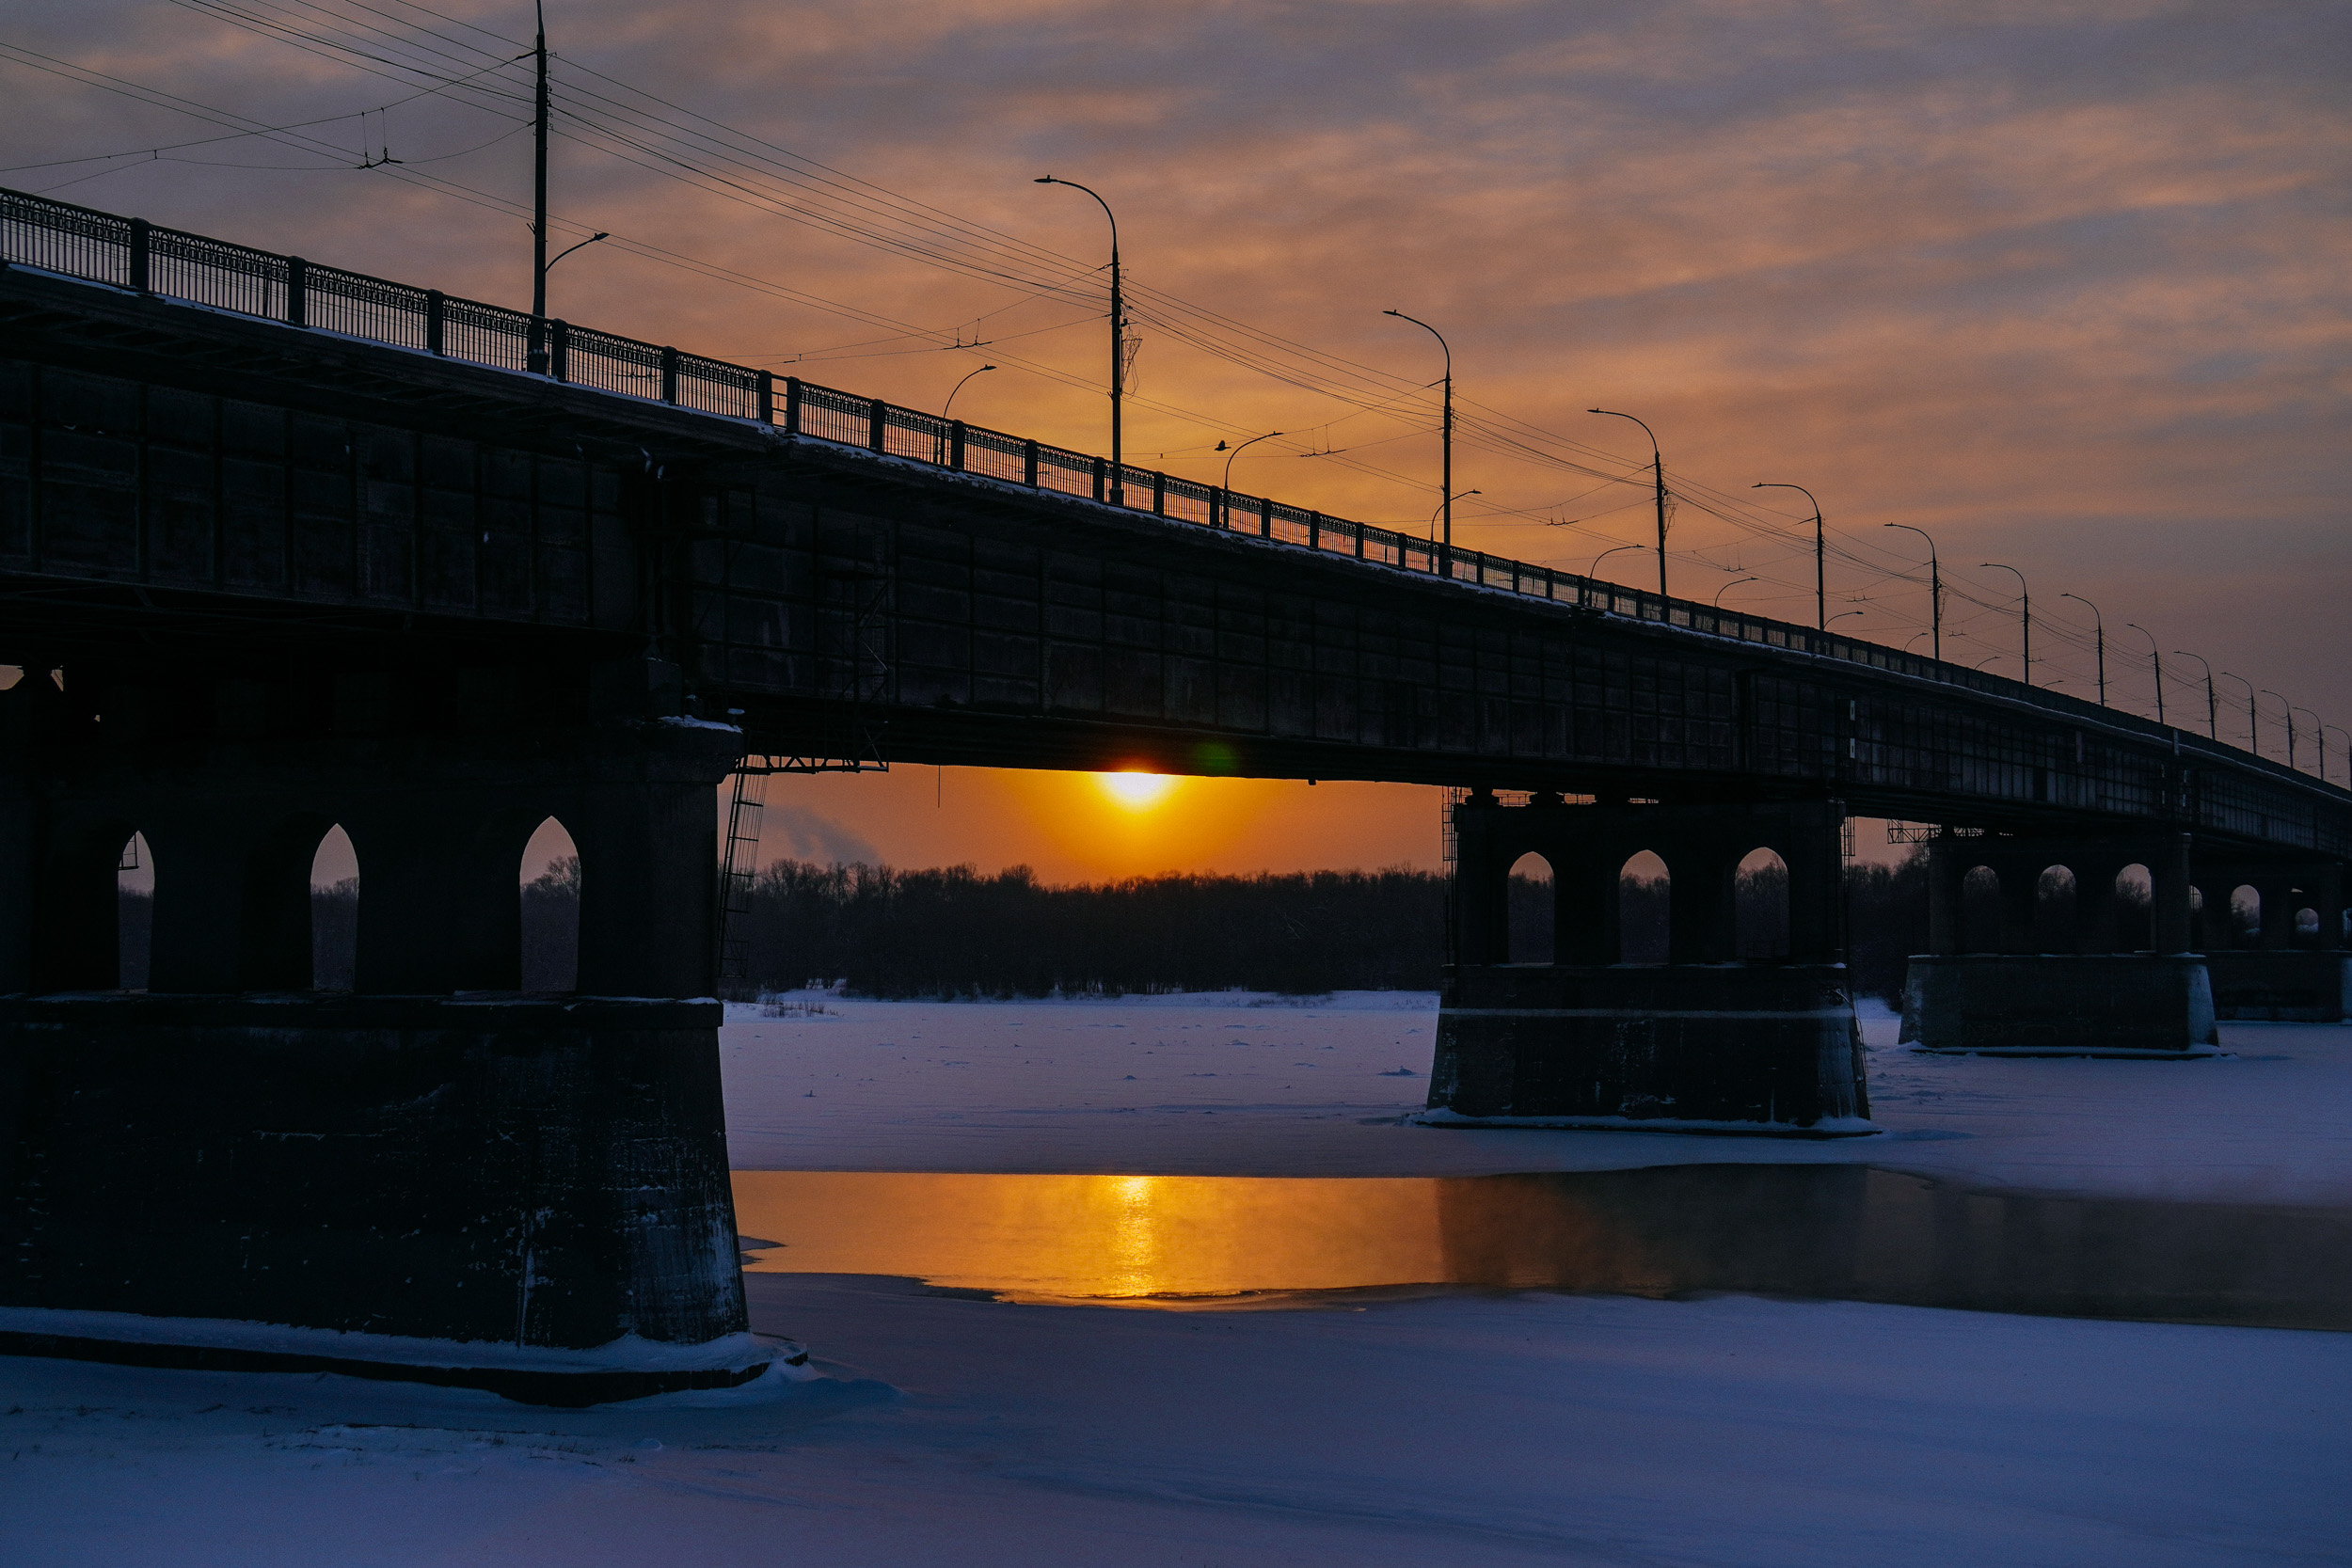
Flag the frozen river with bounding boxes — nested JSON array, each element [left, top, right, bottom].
[[7, 994, 2350, 1566]]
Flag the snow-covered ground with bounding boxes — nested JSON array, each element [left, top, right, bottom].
[[723, 990, 2352, 1204], [7, 992, 2350, 1565]]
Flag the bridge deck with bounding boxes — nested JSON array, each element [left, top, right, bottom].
[[1, 189, 2344, 856]]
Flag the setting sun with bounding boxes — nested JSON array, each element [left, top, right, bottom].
[[1097, 771, 1178, 810]]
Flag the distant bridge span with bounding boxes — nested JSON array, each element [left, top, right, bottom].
[[0, 188, 2342, 856]]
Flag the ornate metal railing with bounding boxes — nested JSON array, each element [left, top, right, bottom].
[[4, 184, 2342, 812]]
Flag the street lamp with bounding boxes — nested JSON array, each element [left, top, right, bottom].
[[2263, 690, 2296, 771], [2124, 624, 2164, 727], [1430, 490, 1480, 540], [1883, 524, 1942, 662], [1826, 609, 1866, 629], [934, 363, 996, 463], [2220, 671, 2258, 753], [1714, 576, 1757, 608], [1980, 562, 2029, 684], [1753, 483, 1824, 629], [1589, 541, 1644, 579], [2171, 650, 2218, 739], [2294, 708, 2324, 781], [1034, 176, 1126, 503], [1593, 410, 1668, 597], [2058, 593, 2106, 705], [944, 364, 995, 420], [1384, 311, 1454, 571], [1216, 430, 1284, 491]]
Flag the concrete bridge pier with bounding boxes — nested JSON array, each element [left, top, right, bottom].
[[1899, 832, 2219, 1055], [0, 662, 773, 1403], [2192, 854, 2349, 1022], [1422, 795, 1874, 1135]]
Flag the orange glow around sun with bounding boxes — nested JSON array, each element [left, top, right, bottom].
[[1096, 771, 1178, 810]]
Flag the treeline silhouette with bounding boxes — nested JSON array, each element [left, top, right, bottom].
[[735, 855, 1924, 1002], [737, 862, 1446, 997]]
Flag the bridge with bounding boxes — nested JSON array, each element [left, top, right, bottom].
[[2, 188, 2344, 1397]]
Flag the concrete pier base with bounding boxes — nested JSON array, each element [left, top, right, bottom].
[[1422, 963, 1876, 1135], [0, 993, 766, 1403], [2201, 952, 2351, 1022], [1899, 955, 2220, 1056]]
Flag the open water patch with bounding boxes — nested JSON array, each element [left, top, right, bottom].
[[734, 1165, 2352, 1330]]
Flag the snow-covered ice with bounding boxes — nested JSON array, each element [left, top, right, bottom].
[[722, 990, 2352, 1204], [6, 990, 2349, 1564]]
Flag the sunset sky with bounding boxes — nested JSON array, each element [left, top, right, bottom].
[[9, 1, 2346, 879]]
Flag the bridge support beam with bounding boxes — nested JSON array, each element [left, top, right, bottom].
[[1899, 832, 2219, 1055], [0, 669, 771, 1402], [1422, 798, 1874, 1135]]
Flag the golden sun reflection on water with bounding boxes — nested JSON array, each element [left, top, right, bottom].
[[730, 1167, 2352, 1325], [733, 1172, 1449, 1300]]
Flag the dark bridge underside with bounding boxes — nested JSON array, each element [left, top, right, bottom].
[[4, 265, 2345, 857]]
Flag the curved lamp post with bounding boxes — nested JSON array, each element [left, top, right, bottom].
[[2124, 624, 2164, 727], [2294, 708, 2324, 781], [1714, 576, 1757, 609], [2058, 593, 2106, 705], [2263, 690, 2296, 771], [1589, 541, 1644, 580], [1593, 410, 1667, 597], [1980, 562, 2029, 684], [1430, 489, 1480, 540], [944, 363, 995, 420], [2172, 650, 2218, 739], [1217, 430, 1284, 490], [2220, 671, 2258, 753], [1883, 524, 1942, 662], [1384, 310, 1454, 572], [1753, 482, 1824, 628], [1034, 176, 1125, 502]]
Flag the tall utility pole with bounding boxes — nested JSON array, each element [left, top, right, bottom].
[[2060, 593, 2106, 705], [1035, 178, 1123, 502], [1384, 311, 1454, 573], [1593, 410, 1666, 597], [1883, 523, 1942, 662], [1753, 483, 1823, 628], [2126, 624, 2164, 726], [2172, 649, 2218, 739], [528, 0, 549, 374], [1980, 562, 2029, 682]]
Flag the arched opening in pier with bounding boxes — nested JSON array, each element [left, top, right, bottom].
[[117, 831, 153, 990], [2034, 865, 2077, 954], [1960, 865, 2001, 953], [2115, 864, 2153, 953], [521, 817, 581, 992], [1734, 847, 1789, 960], [1504, 851, 1553, 965], [309, 825, 359, 990], [1618, 851, 1670, 964], [2296, 904, 2321, 946], [2230, 885, 2262, 947]]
